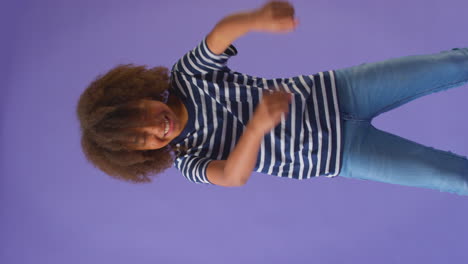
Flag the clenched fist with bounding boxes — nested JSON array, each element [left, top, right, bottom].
[[249, 90, 293, 135], [252, 1, 299, 33]]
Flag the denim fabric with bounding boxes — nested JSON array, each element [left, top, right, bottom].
[[334, 47, 468, 196]]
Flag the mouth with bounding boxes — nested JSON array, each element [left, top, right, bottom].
[[164, 115, 172, 137]]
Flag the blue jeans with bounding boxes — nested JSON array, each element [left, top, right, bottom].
[[334, 47, 468, 196]]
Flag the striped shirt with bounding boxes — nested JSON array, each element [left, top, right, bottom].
[[169, 36, 343, 184]]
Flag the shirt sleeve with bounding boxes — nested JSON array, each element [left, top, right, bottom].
[[174, 154, 214, 185], [171, 36, 238, 76]]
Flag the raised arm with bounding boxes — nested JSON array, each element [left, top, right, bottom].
[[206, 1, 299, 55], [206, 11, 256, 55], [204, 1, 298, 187]]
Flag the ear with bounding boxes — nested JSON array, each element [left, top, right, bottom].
[[160, 90, 169, 103]]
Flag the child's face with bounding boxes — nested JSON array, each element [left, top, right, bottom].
[[130, 99, 183, 150]]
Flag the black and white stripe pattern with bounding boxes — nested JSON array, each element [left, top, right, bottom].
[[169, 37, 342, 184]]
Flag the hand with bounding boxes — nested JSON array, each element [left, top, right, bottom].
[[252, 1, 299, 33], [249, 90, 292, 135]]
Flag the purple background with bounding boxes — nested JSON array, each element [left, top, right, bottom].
[[2, 0, 468, 263]]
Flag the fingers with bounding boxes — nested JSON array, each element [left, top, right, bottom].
[[266, 101, 289, 124], [264, 90, 292, 116], [276, 19, 298, 32], [255, 88, 292, 132], [268, 94, 290, 108], [270, 0, 295, 18], [255, 1, 298, 33], [276, 1, 298, 31]]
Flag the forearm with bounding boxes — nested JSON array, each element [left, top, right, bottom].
[[224, 123, 264, 185], [207, 10, 258, 55]]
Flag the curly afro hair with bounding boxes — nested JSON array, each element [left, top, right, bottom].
[[77, 64, 179, 183]]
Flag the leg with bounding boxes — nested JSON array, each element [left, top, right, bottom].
[[334, 47, 468, 121], [339, 120, 468, 196]]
